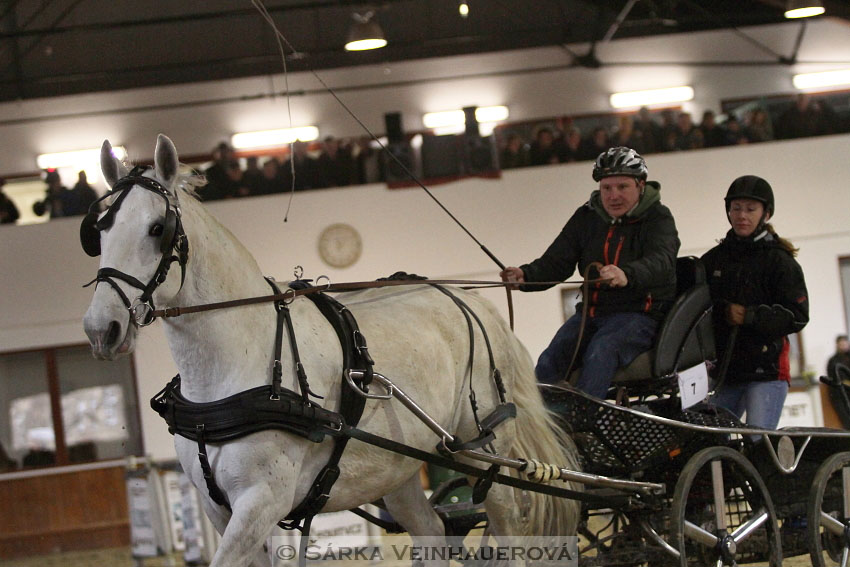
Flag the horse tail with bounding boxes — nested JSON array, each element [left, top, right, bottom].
[[506, 340, 582, 537]]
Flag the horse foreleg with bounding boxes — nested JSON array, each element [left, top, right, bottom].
[[208, 484, 283, 567], [383, 471, 447, 567]]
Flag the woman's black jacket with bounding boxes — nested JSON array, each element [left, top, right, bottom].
[[701, 229, 809, 383]]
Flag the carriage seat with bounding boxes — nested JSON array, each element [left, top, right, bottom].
[[567, 256, 716, 394]]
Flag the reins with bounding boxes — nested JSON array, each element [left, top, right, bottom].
[[562, 261, 604, 382], [151, 276, 609, 320]]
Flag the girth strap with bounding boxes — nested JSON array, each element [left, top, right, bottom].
[[196, 424, 231, 509]]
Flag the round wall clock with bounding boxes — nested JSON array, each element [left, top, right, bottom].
[[318, 223, 362, 268]]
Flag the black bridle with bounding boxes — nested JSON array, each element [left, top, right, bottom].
[[81, 166, 189, 326]]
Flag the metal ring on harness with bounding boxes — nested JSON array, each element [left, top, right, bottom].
[[346, 370, 393, 400], [281, 287, 296, 306], [293, 265, 304, 280], [315, 275, 331, 290], [131, 298, 156, 327]]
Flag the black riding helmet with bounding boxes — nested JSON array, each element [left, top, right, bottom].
[[724, 175, 774, 217], [592, 146, 648, 182]]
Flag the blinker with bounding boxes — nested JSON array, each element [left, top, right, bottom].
[[78, 174, 179, 258], [80, 212, 102, 257]]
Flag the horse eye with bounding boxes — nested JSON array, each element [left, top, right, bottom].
[[149, 223, 164, 237]]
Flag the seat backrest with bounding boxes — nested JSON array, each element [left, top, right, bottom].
[[652, 256, 716, 377]]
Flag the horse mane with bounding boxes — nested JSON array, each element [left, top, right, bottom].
[[171, 164, 206, 199]]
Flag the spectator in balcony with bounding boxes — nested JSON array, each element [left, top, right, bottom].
[[529, 127, 563, 166], [241, 156, 264, 196], [723, 116, 750, 145], [200, 141, 234, 201], [813, 98, 840, 136], [659, 109, 678, 150], [499, 132, 530, 169], [700, 110, 726, 148], [633, 107, 661, 153], [578, 126, 611, 161], [562, 127, 583, 163], [0, 178, 19, 224], [354, 137, 381, 184], [318, 136, 356, 187], [745, 108, 774, 143], [613, 115, 647, 154], [63, 170, 98, 216], [670, 112, 703, 151], [32, 170, 71, 218], [776, 94, 834, 139], [281, 141, 322, 191], [225, 159, 252, 198], [257, 158, 284, 194]]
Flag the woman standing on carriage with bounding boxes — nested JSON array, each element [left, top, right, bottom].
[[701, 175, 809, 431]]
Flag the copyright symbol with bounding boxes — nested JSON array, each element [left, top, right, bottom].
[[276, 544, 297, 560]]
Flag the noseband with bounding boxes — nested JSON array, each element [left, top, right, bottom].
[[82, 166, 189, 326]]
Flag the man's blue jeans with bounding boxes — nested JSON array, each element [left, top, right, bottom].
[[710, 379, 789, 431], [536, 312, 658, 398]]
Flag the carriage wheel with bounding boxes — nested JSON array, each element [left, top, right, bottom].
[[808, 451, 850, 566], [671, 446, 782, 567]]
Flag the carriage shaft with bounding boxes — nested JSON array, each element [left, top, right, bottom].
[[369, 372, 665, 495]]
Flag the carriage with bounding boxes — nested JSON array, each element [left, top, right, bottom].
[[82, 135, 850, 567]]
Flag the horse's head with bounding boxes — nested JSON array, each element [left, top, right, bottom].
[[83, 134, 188, 360]]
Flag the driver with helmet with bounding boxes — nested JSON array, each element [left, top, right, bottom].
[[501, 146, 680, 397]]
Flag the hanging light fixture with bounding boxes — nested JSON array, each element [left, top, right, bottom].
[[344, 11, 387, 52], [784, 0, 825, 19]]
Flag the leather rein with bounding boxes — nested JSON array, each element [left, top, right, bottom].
[[150, 275, 609, 330]]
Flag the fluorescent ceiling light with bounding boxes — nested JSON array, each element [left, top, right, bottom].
[[792, 69, 850, 90], [784, 0, 825, 19], [37, 146, 126, 170], [609, 86, 694, 109], [231, 126, 319, 149], [37, 146, 127, 184], [422, 106, 509, 129], [475, 105, 509, 123], [423, 110, 465, 129]]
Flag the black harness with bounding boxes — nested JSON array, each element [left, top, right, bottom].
[[151, 279, 375, 532], [81, 167, 189, 326]]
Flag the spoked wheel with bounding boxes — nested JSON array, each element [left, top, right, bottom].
[[671, 446, 782, 567], [808, 451, 850, 566]]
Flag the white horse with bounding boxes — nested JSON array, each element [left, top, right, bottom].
[[83, 134, 581, 567]]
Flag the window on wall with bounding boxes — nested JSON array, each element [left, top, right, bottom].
[[0, 344, 142, 472], [841, 257, 850, 333]]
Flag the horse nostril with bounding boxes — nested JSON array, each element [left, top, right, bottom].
[[105, 320, 122, 347]]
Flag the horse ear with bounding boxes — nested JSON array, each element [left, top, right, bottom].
[[154, 134, 179, 189], [100, 140, 128, 188]]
